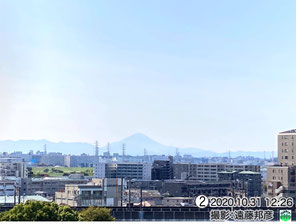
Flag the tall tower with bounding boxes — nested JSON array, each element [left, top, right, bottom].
[[95, 141, 99, 157]]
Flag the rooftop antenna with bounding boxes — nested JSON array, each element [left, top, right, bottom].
[[228, 150, 231, 163], [264, 151, 266, 160], [122, 144, 126, 161], [144, 148, 147, 157], [95, 141, 99, 157]]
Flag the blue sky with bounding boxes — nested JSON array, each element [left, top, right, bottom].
[[1, 0, 296, 153]]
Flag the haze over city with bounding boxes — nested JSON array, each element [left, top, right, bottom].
[[1, 0, 296, 153]]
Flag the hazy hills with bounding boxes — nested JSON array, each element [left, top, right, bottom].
[[0, 133, 273, 158]]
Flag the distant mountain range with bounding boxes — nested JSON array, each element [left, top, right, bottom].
[[0, 133, 274, 158]]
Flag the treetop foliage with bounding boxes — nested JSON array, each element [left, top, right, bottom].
[[0, 201, 115, 221]]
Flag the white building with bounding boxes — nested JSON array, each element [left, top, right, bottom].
[[94, 162, 152, 180], [0, 158, 27, 178]]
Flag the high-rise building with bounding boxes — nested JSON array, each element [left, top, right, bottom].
[[267, 129, 296, 198], [278, 129, 296, 166]]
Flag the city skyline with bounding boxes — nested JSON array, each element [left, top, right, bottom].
[[1, 0, 296, 152]]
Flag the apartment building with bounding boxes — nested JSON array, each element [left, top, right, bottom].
[[55, 178, 126, 207], [266, 129, 296, 198], [173, 163, 260, 182], [162, 180, 234, 197], [278, 129, 296, 166], [94, 162, 152, 180], [64, 155, 99, 167], [40, 153, 65, 166], [151, 156, 174, 180], [218, 170, 262, 197], [266, 165, 296, 198], [55, 184, 104, 206], [0, 158, 27, 178]]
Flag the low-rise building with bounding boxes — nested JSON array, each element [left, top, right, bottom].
[[20, 175, 90, 197], [218, 170, 262, 197], [55, 184, 104, 207], [162, 197, 194, 207], [162, 180, 233, 197], [123, 189, 163, 206], [55, 178, 126, 207], [0, 177, 20, 196]]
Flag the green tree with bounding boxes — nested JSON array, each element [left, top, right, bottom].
[[0, 201, 78, 221], [78, 207, 115, 221], [58, 205, 78, 221]]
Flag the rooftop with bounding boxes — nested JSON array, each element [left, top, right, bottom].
[[279, 129, 296, 134], [218, 170, 238, 174], [0, 195, 50, 204], [239, 171, 261, 175]]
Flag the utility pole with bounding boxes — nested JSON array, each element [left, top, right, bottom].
[[3, 176, 6, 205], [14, 184, 16, 206], [128, 179, 131, 208], [140, 185, 143, 209], [18, 186, 21, 204], [120, 177, 123, 207]]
